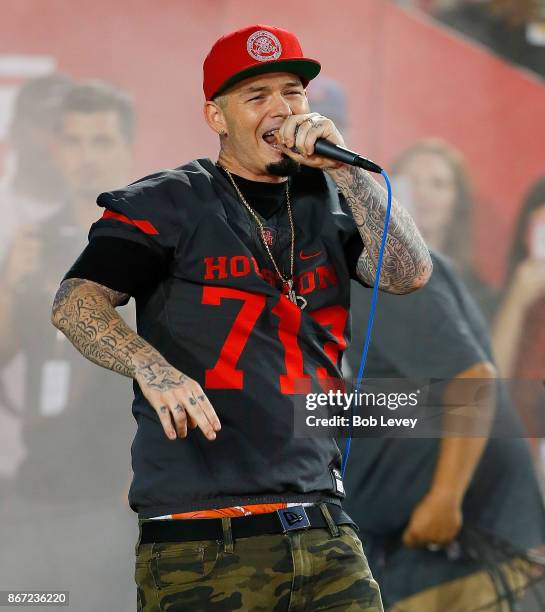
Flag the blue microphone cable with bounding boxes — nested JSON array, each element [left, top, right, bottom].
[[341, 168, 393, 478]]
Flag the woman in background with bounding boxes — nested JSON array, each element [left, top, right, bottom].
[[391, 139, 498, 322], [493, 177, 545, 379], [492, 177, 545, 464]]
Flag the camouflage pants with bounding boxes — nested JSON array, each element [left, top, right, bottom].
[[135, 522, 383, 611]]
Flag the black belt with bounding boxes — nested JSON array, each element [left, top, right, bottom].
[[139, 503, 356, 544]]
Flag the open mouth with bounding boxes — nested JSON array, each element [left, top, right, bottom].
[[262, 129, 280, 150]]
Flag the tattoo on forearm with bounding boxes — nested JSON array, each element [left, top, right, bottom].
[[51, 278, 188, 391], [331, 166, 432, 293]]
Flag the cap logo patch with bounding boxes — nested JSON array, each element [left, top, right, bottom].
[[246, 30, 282, 62]]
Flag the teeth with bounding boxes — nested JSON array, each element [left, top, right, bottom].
[[262, 128, 280, 150]]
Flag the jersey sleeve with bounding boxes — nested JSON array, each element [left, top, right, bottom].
[[343, 229, 366, 284], [62, 236, 166, 298], [88, 171, 184, 260], [63, 172, 185, 297]]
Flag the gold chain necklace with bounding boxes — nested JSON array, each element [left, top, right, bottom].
[[220, 165, 307, 310]]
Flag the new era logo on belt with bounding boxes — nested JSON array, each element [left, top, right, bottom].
[[277, 505, 310, 532], [284, 512, 303, 526]]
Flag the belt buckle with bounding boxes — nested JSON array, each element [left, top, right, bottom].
[[277, 505, 311, 533]]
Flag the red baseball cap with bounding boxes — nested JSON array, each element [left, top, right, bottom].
[[203, 24, 321, 101]]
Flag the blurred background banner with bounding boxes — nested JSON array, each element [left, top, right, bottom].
[[1, 0, 543, 284]]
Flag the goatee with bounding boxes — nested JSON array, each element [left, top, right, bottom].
[[266, 154, 300, 177]]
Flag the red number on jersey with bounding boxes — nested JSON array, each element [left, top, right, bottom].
[[202, 287, 266, 389], [271, 298, 312, 394], [309, 305, 349, 393], [202, 288, 347, 394]]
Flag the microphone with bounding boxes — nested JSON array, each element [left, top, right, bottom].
[[314, 139, 383, 174]]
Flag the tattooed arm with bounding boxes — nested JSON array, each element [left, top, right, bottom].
[[51, 278, 221, 440], [329, 165, 432, 294], [275, 112, 432, 294]]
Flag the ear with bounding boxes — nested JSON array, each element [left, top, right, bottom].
[[203, 100, 227, 137]]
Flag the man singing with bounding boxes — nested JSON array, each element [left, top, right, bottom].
[[51, 24, 431, 611]]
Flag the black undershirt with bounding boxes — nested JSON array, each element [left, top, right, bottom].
[[64, 170, 364, 295], [217, 166, 288, 220]]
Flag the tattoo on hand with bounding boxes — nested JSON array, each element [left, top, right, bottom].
[[133, 355, 188, 391]]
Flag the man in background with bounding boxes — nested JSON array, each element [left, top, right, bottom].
[[0, 73, 73, 507], [0, 80, 138, 612], [0, 73, 73, 261]]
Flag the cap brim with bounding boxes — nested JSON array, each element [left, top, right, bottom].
[[212, 58, 321, 99]]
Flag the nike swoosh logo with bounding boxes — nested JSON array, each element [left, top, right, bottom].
[[299, 250, 322, 260]]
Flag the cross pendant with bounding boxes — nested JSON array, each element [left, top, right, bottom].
[[285, 280, 307, 310]]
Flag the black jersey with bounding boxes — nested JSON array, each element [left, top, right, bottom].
[[73, 158, 368, 518]]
